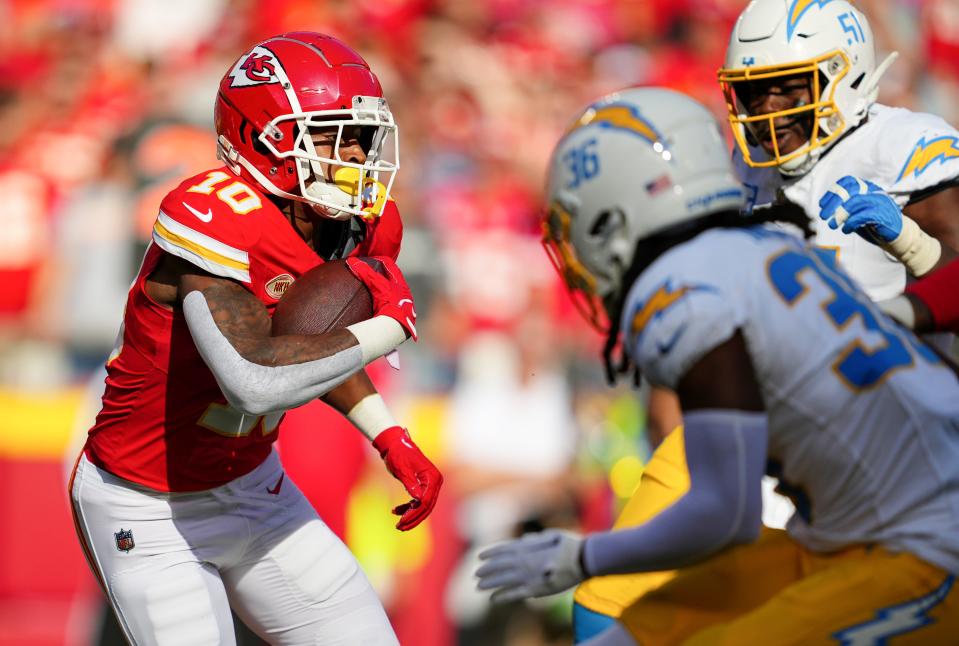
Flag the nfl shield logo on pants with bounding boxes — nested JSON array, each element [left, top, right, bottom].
[[115, 528, 135, 553]]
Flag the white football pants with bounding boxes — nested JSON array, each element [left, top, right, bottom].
[[70, 451, 398, 646]]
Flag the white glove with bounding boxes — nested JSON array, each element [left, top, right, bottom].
[[475, 529, 585, 603]]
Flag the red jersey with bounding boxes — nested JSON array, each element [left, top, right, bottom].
[[85, 167, 402, 492], [906, 257, 959, 333]]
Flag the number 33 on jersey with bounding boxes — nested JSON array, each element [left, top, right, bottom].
[[624, 227, 958, 571]]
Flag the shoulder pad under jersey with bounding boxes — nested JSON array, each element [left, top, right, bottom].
[[153, 168, 270, 283], [623, 233, 751, 388], [878, 108, 959, 200]]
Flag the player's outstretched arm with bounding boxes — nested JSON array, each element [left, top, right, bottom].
[[475, 332, 767, 603], [579, 331, 766, 573], [175, 259, 410, 416]]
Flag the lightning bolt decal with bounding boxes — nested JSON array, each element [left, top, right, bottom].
[[565, 104, 662, 145], [787, 0, 838, 41], [631, 282, 715, 335], [896, 135, 959, 182], [832, 575, 954, 645]]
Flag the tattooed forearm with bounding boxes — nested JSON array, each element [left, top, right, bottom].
[[201, 279, 271, 338], [321, 369, 377, 414], [181, 273, 358, 367]]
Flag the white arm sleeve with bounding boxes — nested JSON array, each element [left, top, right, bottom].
[[582, 410, 767, 575], [183, 290, 364, 416]]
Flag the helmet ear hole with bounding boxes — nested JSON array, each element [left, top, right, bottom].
[[590, 210, 613, 236], [590, 208, 627, 244], [251, 132, 272, 157]]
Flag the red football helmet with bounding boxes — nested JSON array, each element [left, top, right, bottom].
[[215, 32, 399, 220]]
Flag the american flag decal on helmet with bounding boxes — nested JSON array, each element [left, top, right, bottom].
[[645, 174, 673, 195], [115, 528, 135, 553]]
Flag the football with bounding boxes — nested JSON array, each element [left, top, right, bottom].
[[271, 258, 381, 335]]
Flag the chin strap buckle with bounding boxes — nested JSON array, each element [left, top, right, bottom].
[[217, 135, 243, 175]]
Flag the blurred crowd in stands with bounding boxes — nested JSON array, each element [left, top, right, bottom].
[[1, 1, 957, 644]]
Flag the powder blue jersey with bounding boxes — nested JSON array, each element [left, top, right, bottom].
[[622, 226, 959, 574]]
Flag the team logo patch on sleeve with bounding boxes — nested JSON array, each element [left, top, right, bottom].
[[114, 528, 135, 553], [896, 135, 959, 182], [630, 281, 716, 336]]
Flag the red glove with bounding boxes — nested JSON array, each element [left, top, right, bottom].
[[372, 426, 443, 531], [346, 257, 417, 340]]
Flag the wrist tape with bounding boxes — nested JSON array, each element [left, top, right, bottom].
[[346, 316, 407, 364], [884, 216, 942, 277]]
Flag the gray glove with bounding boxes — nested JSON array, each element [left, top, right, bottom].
[[475, 529, 585, 603]]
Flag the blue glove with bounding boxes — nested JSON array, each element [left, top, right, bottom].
[[475, 529, 585, 603], [818, 175, 903, 245]]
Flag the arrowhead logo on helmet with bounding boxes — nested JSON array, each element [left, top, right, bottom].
[[229, 47, 282, 88], [215, 33, 400, 221]]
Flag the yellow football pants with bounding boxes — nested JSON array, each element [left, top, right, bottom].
[[622, 528, 958, 645], [574, 427, 958, 644], [573, 427, 687, 617]]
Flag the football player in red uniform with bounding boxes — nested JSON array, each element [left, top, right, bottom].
[[69, 32, 441, 645]]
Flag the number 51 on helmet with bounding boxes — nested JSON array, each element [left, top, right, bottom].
[[718, 0, 897, 177]]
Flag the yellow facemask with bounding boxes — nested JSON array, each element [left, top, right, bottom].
[[542, 202, 609, 331], [717, 50, 849, 169]]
